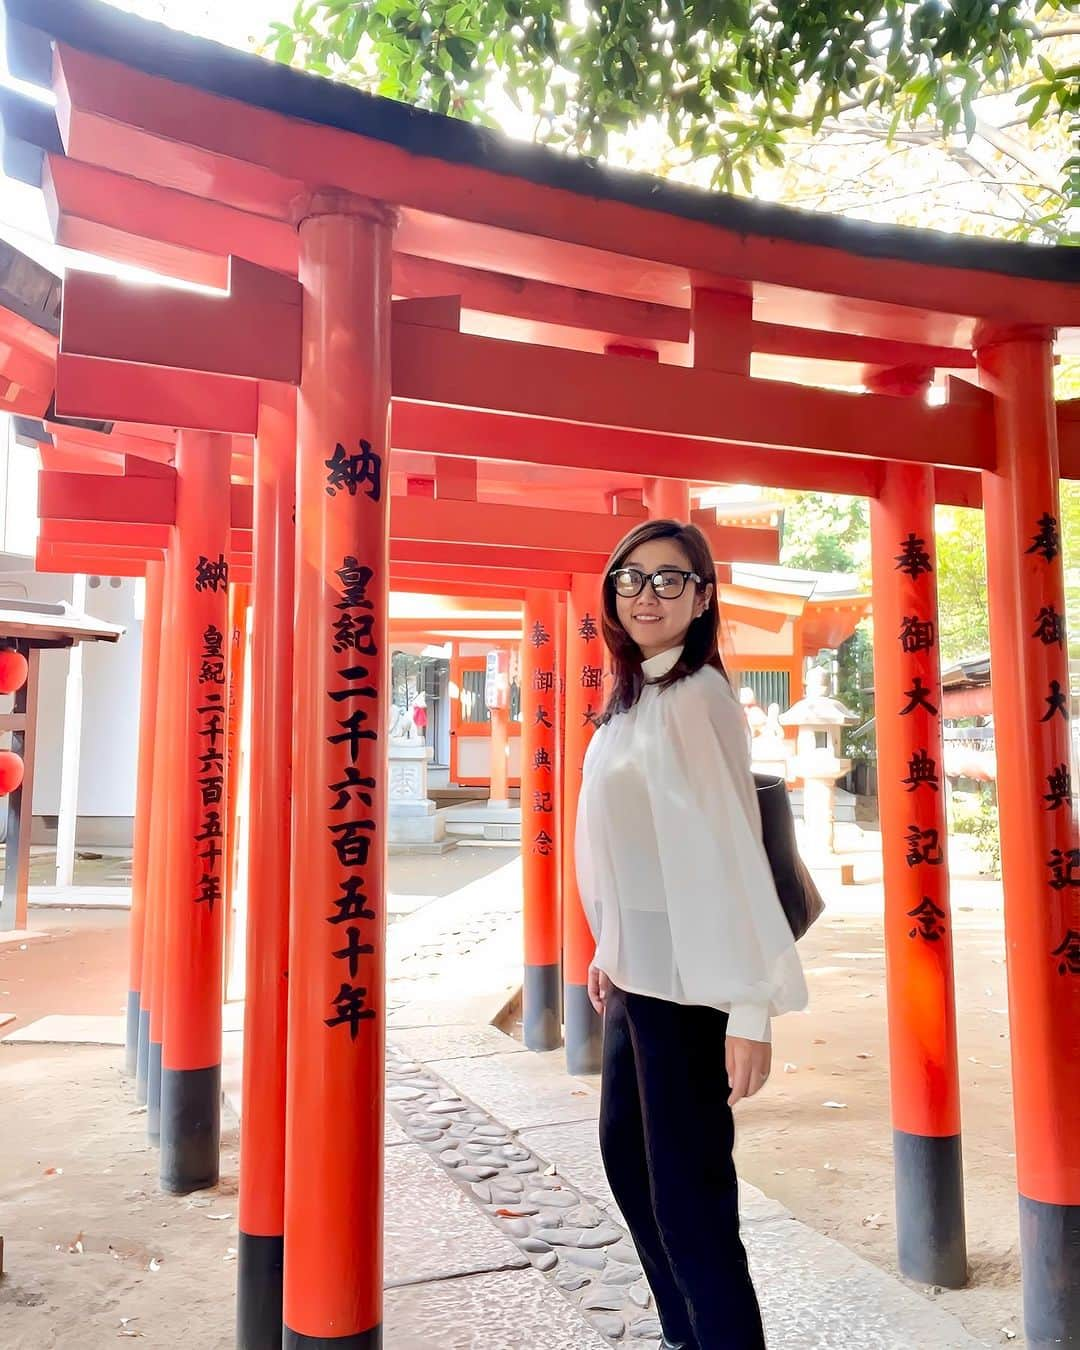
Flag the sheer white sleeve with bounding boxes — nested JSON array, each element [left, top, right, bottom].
[[644, 667, 808, 1042]]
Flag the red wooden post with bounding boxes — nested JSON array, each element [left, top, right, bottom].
[[143, 553, 177, 1130], [562, 573, 604, 1073], [283, 191, 395, 1349], [979, 331, 1080, 1346], [237, 385, 296, 1348], [870, 463, 967, 1287], [521, 589, 561, 1049], [129, 557, 163, 1080], [159, 429, 232, 1193]]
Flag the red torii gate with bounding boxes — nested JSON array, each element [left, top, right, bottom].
[[3, 1, 1080, 1346]]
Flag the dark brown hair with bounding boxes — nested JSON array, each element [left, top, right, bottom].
[[597, 518, 728, 725]]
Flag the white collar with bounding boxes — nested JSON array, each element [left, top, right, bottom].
[[641, 645, 683, 682]]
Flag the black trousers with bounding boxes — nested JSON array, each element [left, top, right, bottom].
[[599, 984, 766, 1350]]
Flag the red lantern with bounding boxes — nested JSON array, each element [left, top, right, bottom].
[[0, 649, 28, 694], [0, 751, 24, 795]]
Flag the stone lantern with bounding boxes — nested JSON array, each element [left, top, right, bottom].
[[779, 665, 860, 855]]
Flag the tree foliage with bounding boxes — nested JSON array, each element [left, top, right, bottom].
[[269, 1, 1080, 238], [779, 491, 868, 574]]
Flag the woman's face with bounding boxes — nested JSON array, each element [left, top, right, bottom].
[[612, 536, 713, 661]]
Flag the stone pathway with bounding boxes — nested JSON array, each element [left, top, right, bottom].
[[385, 1035, 990, 1350]]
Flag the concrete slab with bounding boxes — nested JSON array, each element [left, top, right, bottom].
[[748, 1216, 985, 1348], [384, 1143, 529, 1287], [424, 1050, 599, 1132], [385, 1266, 610, 1349], [29, 885, 131, 910], [390, 1024, 528, 1063], [2, 1013, 124, 1045], [0, 928, 51, 949]]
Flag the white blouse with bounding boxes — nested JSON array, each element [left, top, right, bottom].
[[575, 645, 808, 1043]]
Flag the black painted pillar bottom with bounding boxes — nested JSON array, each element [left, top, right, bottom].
[[135, 1008, 151, 1105], [893, 1130, 967, 1288], [146, 1039, 163, 1145], [524, 963, 562, 1051], [1019, 1194, 1080, 1348], [564, 982, 603, 1075], [124, 990, 140, 1077], [283, 1325, 381, 1348], [237, 1232, 283, 1349], [160, 1064, 220, 1194]]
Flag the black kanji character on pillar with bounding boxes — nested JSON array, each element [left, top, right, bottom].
[[895, 533, 933, 577], [197, 708, 226, 744], [331, 925, 375, 978], [1026, 512, 1060, 563], [324, 983, 376, 1038], [1046, 847, 1080, 890], [579, 613, 599, 642], [195, 811, 223, 841], [907, 898, 946, 941], [199, 775, 225, 808], [336, 557, 374, 609], [583, 705, 601, 728], [203, 625, 225, 656], [325, 440, 382, 501], [332, 611, 378, 657], [530, 621, 551, 648], [199, 658, 226, 686], [328, 665, 377, 703], [533, 830, 554, 856], [581, 665, 603, 691], [328, 708, 378, 761], [195, 874, 223, 910], [533, 747, 552, 772], [902, 749, 940, 793], [904, 825, 944, 867], [899, 615, 936, 654], [1044, 763, 1072, 811], [194, 554, 229, 593], [900, 676, 938, 717], [534, 705, 553, 729], [533, 791, 553, 814], [533, 670, 554, 693], [1033, 605, 1065, 648], [329, 767, 376, 811], [327, 877, 375, 925], [1051, 930, 1080, 975], [1041, 681, 1069, 723], [199, 839, 224, 870], [328, 819, 375, 868]]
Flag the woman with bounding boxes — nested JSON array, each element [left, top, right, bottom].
[[575, 518, 807, 1350]]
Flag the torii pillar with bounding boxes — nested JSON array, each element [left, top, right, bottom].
[[159, 430, 231, 1193], [283, 191, 395, 1350], [979, 329, 1080, 1348], [870, 463, 966, 1287], [521, 589, 561, 1049], [562, 573, 605, 1074]]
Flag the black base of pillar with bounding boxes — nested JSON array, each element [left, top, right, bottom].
[[124, 990, 140, 1077], [237, 1231, 284, 1349], [893, 1130, 967, 1288], [1019, 1194, 1080, 1348], [523, 963, 562, 1051], [564, 982, 602, 1075], [135, 1008, 151, 1105], [146, 1039, 162, 1145], [283, 1325, 381, 1348], [160, 1064, 220, 1194]]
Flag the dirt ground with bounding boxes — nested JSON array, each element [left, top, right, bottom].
[[0, 902, 1024, 1348]]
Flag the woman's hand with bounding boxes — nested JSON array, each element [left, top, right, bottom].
[[588, 964, 613, 1015], [725, 1036, 772, 1107]]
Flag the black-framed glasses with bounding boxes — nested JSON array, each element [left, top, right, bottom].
[[608, 567, 702, 600]]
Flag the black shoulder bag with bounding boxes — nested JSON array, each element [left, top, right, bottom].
[[753, 773, 825, 940]]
